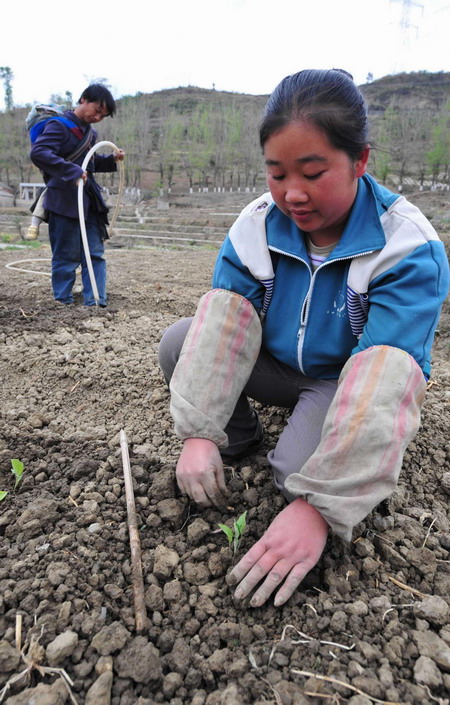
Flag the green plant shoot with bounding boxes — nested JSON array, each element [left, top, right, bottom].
[[0, 491, 8, 501], [218, 523, 234, 546], [232, 511, 247, 554], [11, 459, 24, 489], [218, 510, 248, 555]]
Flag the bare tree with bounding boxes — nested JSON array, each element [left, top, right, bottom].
[[184, 104, 214, 190], [0, 66, 14, 111], [239, 102, 264, 191], [372, 104, 396, 185], [158, 107, 184, 193], [98, 94, 153, 188], [427, 101, 450, 186]]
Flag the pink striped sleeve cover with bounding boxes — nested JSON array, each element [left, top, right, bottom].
[[170, 289, 262, 448], [285, 345, 426, 541]]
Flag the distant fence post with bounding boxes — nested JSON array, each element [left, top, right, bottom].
[[19, 183, 45, 200]]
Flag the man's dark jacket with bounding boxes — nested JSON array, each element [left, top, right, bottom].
[[30, 110, 116, 220]]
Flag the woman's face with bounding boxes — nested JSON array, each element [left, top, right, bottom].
[[264, 120, 369, 246]]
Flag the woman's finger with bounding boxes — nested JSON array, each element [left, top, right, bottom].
[[273, 566, 310, 607], [215, 466, 230, 499], [232, 549, 279, 600], [249, 558, 293, 607], [189, 481, 213, 507], [227, 540, 267, 586], [201, 470, 227, 507], [176, 475, 187, 497]]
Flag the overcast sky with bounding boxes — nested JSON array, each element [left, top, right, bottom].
[[2, 0, 449, 110]]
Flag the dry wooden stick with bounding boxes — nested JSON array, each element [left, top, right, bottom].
[[422, 516, 437, 548], [387, 575, 428, 598], [120, 429, 148, 632], [303, 695, 341, 702]]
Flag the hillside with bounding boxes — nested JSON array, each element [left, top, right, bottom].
[[361, 70, 450, 113], [0, 71, 449, 195], [115, 70, 450, 120]]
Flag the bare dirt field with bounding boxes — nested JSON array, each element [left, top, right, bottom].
[[0, 192, 449, 705]]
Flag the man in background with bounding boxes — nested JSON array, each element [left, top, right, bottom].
[[30, 83, 124, 307]]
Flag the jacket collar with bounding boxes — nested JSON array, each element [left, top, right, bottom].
[[66, 109, 91, 130], [267, 174, 394, 261]]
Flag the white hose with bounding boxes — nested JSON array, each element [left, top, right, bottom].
[[78, 140, 124, 306], [5, 258, 52, 276]]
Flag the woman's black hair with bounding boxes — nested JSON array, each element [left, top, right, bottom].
[[259, 69, 368, 161], [78, 83, 116, 117]]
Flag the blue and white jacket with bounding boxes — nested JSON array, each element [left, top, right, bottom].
[[212, 174, 449, 379]]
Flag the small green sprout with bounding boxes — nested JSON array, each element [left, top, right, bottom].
[[218, 511, 248, 556], [11, 459, 24, 490], [0, 491, 8, 501]]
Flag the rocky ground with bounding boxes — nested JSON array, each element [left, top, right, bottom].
[[0, 198, 449, 705]]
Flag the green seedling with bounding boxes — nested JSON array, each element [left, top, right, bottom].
[[218, 510, 248, 556], [0, 491, 8, 501], [11, 459, 24, 490]]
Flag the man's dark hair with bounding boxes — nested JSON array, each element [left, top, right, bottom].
[[78, 83, 116, 117]]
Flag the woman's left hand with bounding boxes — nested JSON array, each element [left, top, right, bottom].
[[228, 497, 328, 607], [114, 149, 125, 161]]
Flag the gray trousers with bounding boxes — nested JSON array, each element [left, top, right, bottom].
[[158, 318, 338, 500]]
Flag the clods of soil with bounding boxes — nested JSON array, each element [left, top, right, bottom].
[[0, 239, 449, 705]]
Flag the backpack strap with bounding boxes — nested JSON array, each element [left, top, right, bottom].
[[66, 125, 93, 162]]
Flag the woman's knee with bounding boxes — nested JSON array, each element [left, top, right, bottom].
[[158, 317, 192, 380]]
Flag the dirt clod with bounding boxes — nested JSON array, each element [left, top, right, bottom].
[[0, 228, 449, 703]]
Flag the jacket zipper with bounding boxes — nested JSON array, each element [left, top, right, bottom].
[[269, 246, 375, 374], [297, 251, 375, 373]]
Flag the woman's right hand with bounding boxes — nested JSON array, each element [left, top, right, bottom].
[[176, 438, 230, 508], [228, 497, 329, 606]]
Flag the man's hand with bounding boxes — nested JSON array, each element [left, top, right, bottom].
[[114, 149, 125, 162], [228, 498, 328, 607], [176, 438, 230, 508], [76, 171, 88, 186]]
